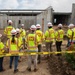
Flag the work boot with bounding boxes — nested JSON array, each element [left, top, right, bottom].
[[14, 69, 19, 73], [9, 66, 12, 69], [27, 67, 31, 72], [38, 61, 41, 64], [34, 68, 38, 72], [0, 69, 5, 72]]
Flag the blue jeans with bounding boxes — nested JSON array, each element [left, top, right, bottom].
[[0, 57, 4, 71], [10, 56, 19, 70]]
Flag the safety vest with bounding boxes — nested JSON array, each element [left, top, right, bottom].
[[17, 36, 23, 49], [67, 29, 73, 39], [26, 34, 40, 50], [55, 29, 64, 41], [45, 28, 55, 42], [20, 28, 26, 38], [35, 30, 45, 44], [4, 26, 14, 38], [0, 41, 4, 57], [6, 38, 20, 53]]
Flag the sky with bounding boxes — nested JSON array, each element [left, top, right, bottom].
[[0, 0, 75, 12]]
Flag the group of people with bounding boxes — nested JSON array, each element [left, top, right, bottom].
[[0, 19, 74, 73]]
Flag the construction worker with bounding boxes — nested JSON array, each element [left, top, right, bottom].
[[16, 28, 23, 62], [55, 24, 64, 56], [0, 34, 5, 72], [20, 24, 26, 49], [6, 29, 21, 73], [66, 24, 74, 47], [45, 22, 55, 57], [26, 25, 40, 72], [35, 24, 44, 64], [4, 20, 15, 39]]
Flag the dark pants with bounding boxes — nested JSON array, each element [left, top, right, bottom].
[[56, 41, 62, 56], [38, 44, 41, 63], [10, 56, 19, 70], [0, 57, 4, 71]]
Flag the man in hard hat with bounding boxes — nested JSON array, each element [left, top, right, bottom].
[[66, 24, 74, 47], [0, 34, 5, 72], [20, 24, 26, 49], [55, 24, 64, 56], [26, 25, 40, 72], [45, 22, 55, 57], [6, 29, 21, 73], [35, 24, 45, 64], [16, 28, 23, 62], [4, 20, 15, 39]]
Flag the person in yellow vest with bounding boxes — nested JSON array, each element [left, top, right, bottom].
[[55, 24, 64, 56], [4, 20, 15, 39], [45, 22, 55, 57], [35, 24, 45, 64], [20, 24, 26, 49], [16, 28, 23, 62], [26, 25, 40, 72], [0, 34, 5, 72], [6, 29, 21, 73], [66, 24, 74, 47]]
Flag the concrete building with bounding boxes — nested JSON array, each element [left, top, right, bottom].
[[0, 4, 74, 32]]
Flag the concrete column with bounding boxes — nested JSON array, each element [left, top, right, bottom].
[[71, 3, 75, 24]]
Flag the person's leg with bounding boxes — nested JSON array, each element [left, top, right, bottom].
[[38, 44, 41, 63], [0, 57, 3, 71], [9, 56, 14, 68], [27, 55, 32, 70], [14, 56, 19, 71], [33, 55, 38, 72], [49, 41, 53, 56], [23, 38, 25, 49]]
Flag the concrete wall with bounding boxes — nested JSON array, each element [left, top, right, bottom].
[[0, 15, 36, 29], [36, 6, 53, 32], [71, 3, 75, 24]]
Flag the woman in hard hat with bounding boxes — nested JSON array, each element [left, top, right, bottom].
[[55, 24, 64, 56], [16, 28, 23, 62], [26, 25, 40, 72], [0, 34, 5, 72], [6, 29, 21, 73], [4, 20, 15, 39]]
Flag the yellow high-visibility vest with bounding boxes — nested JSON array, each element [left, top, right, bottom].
[[67, 29, 72, 39], [20, 28, 26, 38], [4, 26, 14, 38], [35, 30, 45, 44], [55, 29, 64, 41], [45, 28, 55, 42], [6, 37, 21, 53], [26, 34, 40, 50]]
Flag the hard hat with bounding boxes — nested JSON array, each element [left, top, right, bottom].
[[69, 24, 74, 27], [0, 34, 2, 37], [8, 20, 12, 23], [16, 28, 20, 33], [11, 29, 16, 35], [47, 22, 53, 27], [58, 24, 63, 27], [21, 24, 24, 26], [30, 25, 36, 30], [36, 24, 41, 28]]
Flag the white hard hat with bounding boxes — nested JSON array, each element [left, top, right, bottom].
[[58, 24, 63, 27], [8, 20, 12, 23], [47, 22, 53, 27], [21, 24, 24, 26], [0, 34, 2, 37], [11, 29, 16, 35], [69, 24, 74, 27], [30, 25, 36, 30], [16, 28, 20, 33], [36, 24, 41, 28]]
